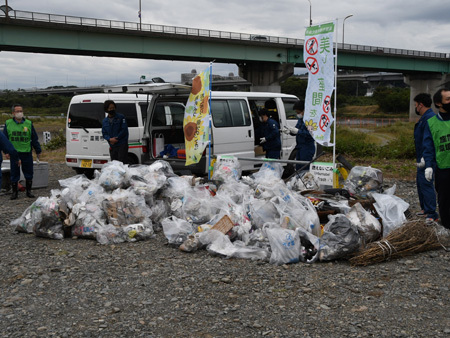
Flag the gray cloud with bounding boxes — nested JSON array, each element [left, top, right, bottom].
[[1, 0, 449, 90]]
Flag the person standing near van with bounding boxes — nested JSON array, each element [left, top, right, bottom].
[[3, 104, 42, 199], [285, 100, 315, 171], [258, 109, 281, 159], [102, 100, 129, 164], [413, 93, 438, 221], [423, 88, 450, 229]]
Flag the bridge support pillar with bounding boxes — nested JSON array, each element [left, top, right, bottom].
[[238, 62, 294, 92], [404, 73, 450, 120]]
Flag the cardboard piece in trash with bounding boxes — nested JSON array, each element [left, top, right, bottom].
[[211, 215, 234, 234]]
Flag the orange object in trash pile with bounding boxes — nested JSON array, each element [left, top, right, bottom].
[[177, 149, 186, 159]]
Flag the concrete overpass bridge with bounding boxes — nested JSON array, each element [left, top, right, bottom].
[[1, 9, 449, 117]]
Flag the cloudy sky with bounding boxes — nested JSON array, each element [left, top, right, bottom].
[[1, 0, 450, 90]]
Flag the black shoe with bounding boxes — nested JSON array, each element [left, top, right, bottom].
[[26, 180, 35, 198], [10, 182, 18, 200]]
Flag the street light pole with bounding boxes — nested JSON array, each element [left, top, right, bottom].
[[307, 0, 312, 26], [138, 0, 142, 30], [342, 14, 353, 46]]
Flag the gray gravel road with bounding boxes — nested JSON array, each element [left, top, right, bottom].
[[0, 164, 449, 337]]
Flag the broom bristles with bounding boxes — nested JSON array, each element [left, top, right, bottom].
[[349, 219, 444, 266]]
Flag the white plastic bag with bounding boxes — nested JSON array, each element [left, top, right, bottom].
[[161, 216, 195, 246], [212, 155, 242, 182], [266, 227, 300, 265], [153, 133, 164, 157], [346, 202, 381, 243], [372, 192, 409, 237]]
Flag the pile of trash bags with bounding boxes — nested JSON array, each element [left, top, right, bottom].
[[11, 159, 412, 265]]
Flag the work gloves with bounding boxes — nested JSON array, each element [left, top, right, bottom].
[[282, 126, 298, 135], [425, 167, 433, 182], [415, 157, 425, 168], [290, 127, 299, 134]]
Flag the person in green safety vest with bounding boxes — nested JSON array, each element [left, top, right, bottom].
[[422, 88, 450, 230], [3, 104, 42, 200]]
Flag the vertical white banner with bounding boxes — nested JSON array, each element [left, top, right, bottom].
[[303, 22, 335, 146]]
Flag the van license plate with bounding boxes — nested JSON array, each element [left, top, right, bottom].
[[80, 159, 93, 168]]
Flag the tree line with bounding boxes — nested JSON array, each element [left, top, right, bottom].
[[0, 77, 411, 115], [280, 77, 410, 114]]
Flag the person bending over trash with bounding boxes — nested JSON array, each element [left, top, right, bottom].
[[258, 109, 281, 159]]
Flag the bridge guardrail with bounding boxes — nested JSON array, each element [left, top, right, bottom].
[[2, 10, 449, 59]]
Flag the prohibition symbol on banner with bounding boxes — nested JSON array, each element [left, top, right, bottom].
[[305, 57, 319, 75], [322, 95, 331, 114], [319, 114, 330, 132], [306, 37, 318, 55]]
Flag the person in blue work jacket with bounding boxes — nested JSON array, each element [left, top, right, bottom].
[[412, 93, 438, 221], [0, 132, 20, 193], [423, 87, 450, 229], [258, 109, 281, 159], [284, 100, 315, 171], [3, 104, 42, 200], [102, 100, 129, 164]]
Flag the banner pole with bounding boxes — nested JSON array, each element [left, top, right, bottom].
[[207, 62, 213, 180], [333, 19, 338, 171]]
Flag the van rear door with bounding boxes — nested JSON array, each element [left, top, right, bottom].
[[67, 102, 109, 163]]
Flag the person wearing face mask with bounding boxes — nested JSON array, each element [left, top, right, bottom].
[[284, 100, 315, 171], [101, 100, 129, 164], [412, 93, 438, 221], [422, 88, 450, 229], [3, 104, 42, 200], [258, 109, 281, 159]]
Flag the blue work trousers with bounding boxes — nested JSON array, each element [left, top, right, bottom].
[[435, 167, 450, 229], [416, 167, 438, 219], [10, 152, 34, 183], [295, 144, 315, 170], [265, 150, 280, 159]]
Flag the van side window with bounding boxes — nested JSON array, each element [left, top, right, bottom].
[[211, 99, 250, 128], [152, 103, 185, 127], [283, 99, 299, 120], [171, 105, 185, 126], [117, 103, 138, 127], [152, 105, 166, 126]]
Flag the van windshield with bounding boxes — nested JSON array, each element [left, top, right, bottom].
[[68, 103, 104, 128]]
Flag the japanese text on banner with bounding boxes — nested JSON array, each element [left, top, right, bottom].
[[303, 22, 335, 146], [183, 66, 211, 166]]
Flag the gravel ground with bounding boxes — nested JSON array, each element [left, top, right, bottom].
[[0, 163, 449, 338]]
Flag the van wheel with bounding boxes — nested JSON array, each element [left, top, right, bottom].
[[127, 154, 139, 165], [282, 149, 297, 179]]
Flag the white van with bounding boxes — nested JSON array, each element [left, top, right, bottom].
[[126, 84, 321, 177], [66, 84, 321, 177], [65, 90, 185, 177]]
